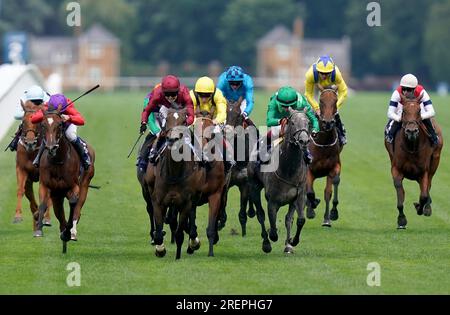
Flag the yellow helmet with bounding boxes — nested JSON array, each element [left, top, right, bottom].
[[315, 55, 335, 73], [194, 76, 215, 93]]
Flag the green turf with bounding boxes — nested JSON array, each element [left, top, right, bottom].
[[0, 91, 448, 294]]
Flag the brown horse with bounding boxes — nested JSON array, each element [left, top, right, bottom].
[[35, 106, 95, 253], [384, 95, 443, 229], [306, 86, 343, 227], [14, 100, 52, 229], [219, 98, 256, 236]]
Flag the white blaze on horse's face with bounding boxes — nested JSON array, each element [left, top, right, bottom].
[[173, 112, 179, 119], [47, 117, 54, 126]]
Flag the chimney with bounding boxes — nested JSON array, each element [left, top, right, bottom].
[[293, 17, 304, 39]]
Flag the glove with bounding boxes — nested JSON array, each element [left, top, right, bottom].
[[186, 115, 194, 126], [311, 131, 318, 138], [242, 112, 249, 120], [140, 123, 147, 134]]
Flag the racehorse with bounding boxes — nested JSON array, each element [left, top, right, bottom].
[[219, 97, 256, 236], [14, 100, 52, 229], [148, 106, 203, 259], [306, 86, 343, 227], [384, 94, 443, 229], [35, 105, 95, 253], [248, 109, 310, 254]]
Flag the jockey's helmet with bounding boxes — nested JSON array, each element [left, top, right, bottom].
[[194, 77, 215, 94], [276, 86, 298, 112], [161, 75, 180, 92], [47, 94, 68, 112], [226, 66, 244, 82], [400, 74, 418, 89], [315, 55, 335, 73], [25, 85, 45, 101]]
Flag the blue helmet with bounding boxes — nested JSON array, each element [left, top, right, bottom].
[[225, 66, 244, 82]]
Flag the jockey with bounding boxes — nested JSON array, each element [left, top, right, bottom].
[[7, 85, 49, 152], [304, 55, 348, 145], [217, 66, 254, 121], [31, 94, 91, 170], [140, 75, 195, 164], [385, 73, 438, 145], [265, 86, 319, 164], [190, 76, 234, 171]]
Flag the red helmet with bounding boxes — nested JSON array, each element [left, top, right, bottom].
[[161, 75, 180, 92]]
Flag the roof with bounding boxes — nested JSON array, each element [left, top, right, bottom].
[[79, 24, 119, 44], [258, 25, 300, 47]]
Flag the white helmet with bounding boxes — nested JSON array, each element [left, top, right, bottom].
[[24, 85, 45, 101], [400, 74, 418, 88]]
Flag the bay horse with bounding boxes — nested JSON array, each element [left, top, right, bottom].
[[384, 94, 443, 229], [148, 106, 204, 259], [35, 105, 95, 253], [248, 109, 310, 254], [14, 100, 51, 229], [306, 86, 343, 227], [219, 97, 256, 236]]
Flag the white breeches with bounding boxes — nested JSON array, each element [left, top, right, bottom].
[[65, 124, 78, 142]]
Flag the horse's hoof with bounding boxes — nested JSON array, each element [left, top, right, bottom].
[[262, 240, 272, 253], [311, 198, 321, 209], [70, 233, 78, 241], [322, 220, 332, 227], [189, 237, 201, 251], [155, 248, 166, 258], [423, 205, 432, 217], [43, 220, 52, 227], [414, 202, 423, 215], [213, 233, 219, 245], [269, 229, 278, 242], [187, 247, 194, 255], [306, 208, 316, 219], [290, 236, 300, 247], [60, 231, 71, 242], [13, 217, 23, 224], [150, 239, 155, 246], [397, 215, 407, 228], [284, 244, 294, 254], [217, 220, 226, 231], [330, 209, 339, 221], [247, 208, 256, 218], [33, 230, 43, 238]]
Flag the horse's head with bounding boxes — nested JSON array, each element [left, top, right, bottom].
[[41, 105, 65, 157], [164, 105, 188, 148], [194, 110, 216, 147], [226, 97, 243, 127], [285, 108, 310, 148], [318, 85, 338, 131], [401, 95, 421, 142], [21, 100, 41, 152]]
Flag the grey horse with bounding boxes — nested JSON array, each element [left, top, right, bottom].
[[248, 109, 310, 254]]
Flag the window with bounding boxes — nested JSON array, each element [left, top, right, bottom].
[[89, 67, 102, 81], [89, 44, 102, 58], [276, 45, 290, 60]]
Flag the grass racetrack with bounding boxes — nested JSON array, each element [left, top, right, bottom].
[[0, 91, 449, 294]]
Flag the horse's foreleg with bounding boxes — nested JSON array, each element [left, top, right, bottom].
[[187, 205, 200, 254], [238, 184, 249, 236], [251, 183, 271, 253], [330, 165, 341, 221], [292, 192, 307, 247], [35, 184, 50, 237], [175, 204, 190, 260], [142, 185, 155, 244], [51, 195, 66, 233], [306, 170, 319, 219], [392, 168, 407, 229], [65, 187, 80, 241], [217, 188, 228, 231], [206, 192, 222, 257], [417, 173, 431, 216], [284, 203, 295, 254], [322, 176, 333, 227], [14, 167, 27, 223], [153, 202, 167, 258], [267, 201, 279, 242]]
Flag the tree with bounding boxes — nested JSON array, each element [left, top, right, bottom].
[[218, 0, 302, 72], [424, 0, 450, 83]]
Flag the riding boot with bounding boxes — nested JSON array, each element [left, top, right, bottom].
[[72, 137, 91, 170], [335, 113, 347, 146], [149, 136, 165, 165], [137, 133, 156, 171], [222, 141, 236, 174], [385, 120, 401, 143], [302, 147, 313, 165], [33, 141, 46, 168], [422, 119, 439, 145], [8, 124, 23, 152]]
